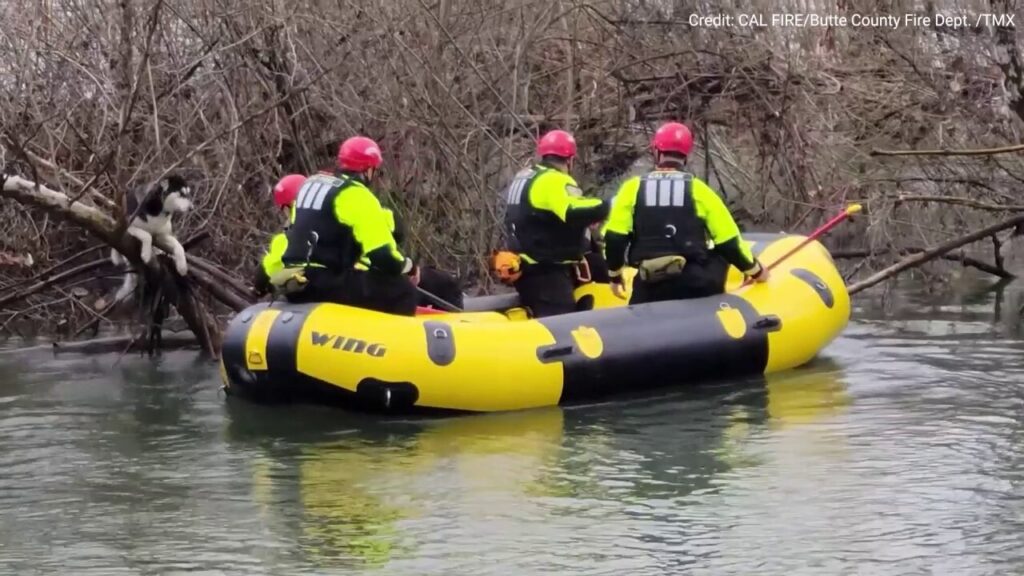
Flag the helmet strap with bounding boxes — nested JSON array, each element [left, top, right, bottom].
[[540, 156, 571, 173], [655, 152, 687, 170], [338, 169, 371, 184]]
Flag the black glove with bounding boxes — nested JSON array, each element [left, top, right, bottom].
[[252, 267, 271, 298]]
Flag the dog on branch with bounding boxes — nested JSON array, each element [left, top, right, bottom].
[[110, 174, 193, 302]]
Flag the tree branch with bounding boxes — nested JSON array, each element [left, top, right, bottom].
[[848, 215, 1024, 294], [153, 55, 348, 186], [1, 175, 118, 240], [0, 145, 117, 210], [870, 143, 1024, 157], [0, 259, 109, 310], [891, 194, 1024, 212], [833, 247, 1013, 279]]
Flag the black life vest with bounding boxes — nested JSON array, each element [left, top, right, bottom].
[[503, 166, 589, 263], [281, 174, 361, 271], [628, 171, 709, 265]]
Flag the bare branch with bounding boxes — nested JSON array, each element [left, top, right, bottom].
[[849, 215, 1024, 295], [870, 143, 1024, 157], [891, 194, 1024, 212]]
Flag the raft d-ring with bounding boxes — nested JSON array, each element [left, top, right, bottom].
[[433, 328, 448, 339], [281, 312, 294, 324], [718, 302, 732, 310], [815, 281, 826, 291]]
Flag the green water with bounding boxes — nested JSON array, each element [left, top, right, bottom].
[[1, 285, 1023, 575]]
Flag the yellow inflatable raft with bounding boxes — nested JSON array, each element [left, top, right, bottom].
[[219, 233, 850, 414]]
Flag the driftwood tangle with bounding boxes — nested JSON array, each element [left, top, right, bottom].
[[0, 173, 254, 358]]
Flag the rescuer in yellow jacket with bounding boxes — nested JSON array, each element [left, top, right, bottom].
[[278, 136, 418, 316], [252, 173, 305, 297], [603, 122, 769, 304], [502, 129, 610, 317]]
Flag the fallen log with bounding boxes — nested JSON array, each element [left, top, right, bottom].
[[848, 215, 1024, 295], [187, 255, 254, 309], [64, 232, 214, 340], [186, 262, 251, 312], [0, 331, 200, 356], [0, 173, 222, 357], [0, 142, 117, 211], [833, 247, 1013, 279]]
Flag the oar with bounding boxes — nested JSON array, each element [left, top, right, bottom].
[[364, 261, 464, 312], [416, 285, 463, 312], [740, 203, 863, 287]]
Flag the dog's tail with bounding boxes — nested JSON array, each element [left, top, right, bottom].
[[110, 248, 137, 303], [114, 271, 138, 303], [110, 248, 126, 267]]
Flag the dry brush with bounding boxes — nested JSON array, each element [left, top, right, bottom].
[[2, 0, 1024, 348]]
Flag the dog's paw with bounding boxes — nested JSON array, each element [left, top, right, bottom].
[[139, 245, 153, 263], [175, 259, 188, 276]]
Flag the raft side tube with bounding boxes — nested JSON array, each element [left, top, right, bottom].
[[220, 233, 850, 414], [535, 293, 772, 404]]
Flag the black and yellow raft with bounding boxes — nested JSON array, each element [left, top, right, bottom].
[[219, 233, 850, 414]]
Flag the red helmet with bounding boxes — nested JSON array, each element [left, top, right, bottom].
[[652, 122, 694, 156], [337, 136, 383, 172], [537, 130, 577, 159], [273, 174, 306, 209]]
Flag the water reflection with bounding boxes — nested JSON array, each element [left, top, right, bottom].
[[225, 360, 853, 573], [7, 283, 1024, 574], [764, 358, 852, 428], [228, 404, 567, 571]]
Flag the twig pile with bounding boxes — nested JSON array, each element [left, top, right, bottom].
[[2, 0, 1024, 344]]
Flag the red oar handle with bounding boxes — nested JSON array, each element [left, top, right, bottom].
[[740, 203, 862, 287]]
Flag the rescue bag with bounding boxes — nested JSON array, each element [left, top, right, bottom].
[[637, 255, 687, 283]]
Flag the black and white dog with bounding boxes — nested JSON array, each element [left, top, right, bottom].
[[110, 175, 193, 301]]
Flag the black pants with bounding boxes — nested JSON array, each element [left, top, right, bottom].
[[286, 268, 418, 316], [629, 255, 729, 305], [514, 263, 576, 318], [417, 266, 463, 309]]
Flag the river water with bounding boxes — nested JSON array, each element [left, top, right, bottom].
[[1, 284, 1023, 575]]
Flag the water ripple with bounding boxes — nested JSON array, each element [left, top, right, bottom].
[[1, 300, 1023, 574]]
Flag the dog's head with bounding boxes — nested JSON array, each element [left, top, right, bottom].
[[158, 174, 192, 214]]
